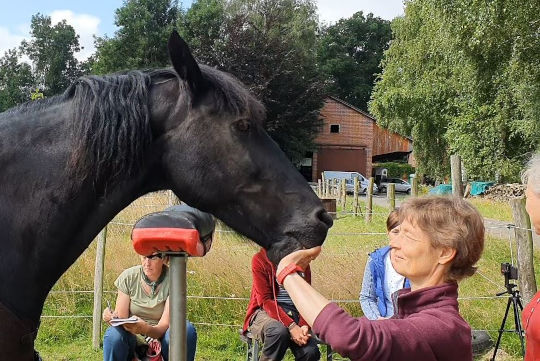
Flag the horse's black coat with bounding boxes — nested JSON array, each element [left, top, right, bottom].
[[0, 31, 332, 359]]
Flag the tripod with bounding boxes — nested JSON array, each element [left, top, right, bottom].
[[491, 277, 525, 360]]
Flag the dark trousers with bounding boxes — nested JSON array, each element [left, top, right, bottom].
[[249, 309, 320, 361]]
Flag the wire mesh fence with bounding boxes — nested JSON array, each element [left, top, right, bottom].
[[40, 190, 537, 359]]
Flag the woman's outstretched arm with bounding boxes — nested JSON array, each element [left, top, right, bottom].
[[277, 247, 330, 326]]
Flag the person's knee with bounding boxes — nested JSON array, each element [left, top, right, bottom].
[[302, 344, 321, 361], [264, 321, 289, 342], [103, 326, 128, 346], [186, 321, 197, 345]]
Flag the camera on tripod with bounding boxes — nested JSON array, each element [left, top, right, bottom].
[[500, 262, 518, 280], [491, 262, 524, 360]]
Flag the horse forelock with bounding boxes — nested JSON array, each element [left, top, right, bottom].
[[68, 70, 153, 192], [198, 65, 265, 120]]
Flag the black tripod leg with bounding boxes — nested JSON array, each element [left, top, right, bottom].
[[491, 297, 512, 361], [511, 297, 525, 356]]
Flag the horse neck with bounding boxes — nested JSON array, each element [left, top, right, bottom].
[[0, 108, 160, 322]]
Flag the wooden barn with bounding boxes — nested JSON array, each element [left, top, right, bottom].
[[301, 96, 414, 182]]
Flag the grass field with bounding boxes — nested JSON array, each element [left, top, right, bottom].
[[35, 193, 531, 360], [468, 197, 514, 222]]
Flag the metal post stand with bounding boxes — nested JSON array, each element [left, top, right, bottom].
[[491, 281, 525, 360], [168, 252, 187, 361]]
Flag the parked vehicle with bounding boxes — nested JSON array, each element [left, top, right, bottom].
[[379, 178, 412, 194], [322, 171, 378, 194]]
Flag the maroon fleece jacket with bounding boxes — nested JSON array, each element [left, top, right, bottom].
[[313, 282, 472, 361], [243, 249, 310, 332]]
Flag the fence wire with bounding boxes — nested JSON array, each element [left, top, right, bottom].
[[42, 191, 537, 342]]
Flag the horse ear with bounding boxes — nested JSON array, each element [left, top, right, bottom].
[[168, 30, 208, 97]]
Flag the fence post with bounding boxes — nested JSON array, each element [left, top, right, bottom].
[[365, 177, 374, 222], [341, 178, 347, 210], [388, 183, 396, 211], [92, 227, 108, 350], [411, 177, 418, 197], [321, 173, 326, 197], [317, 179, 322, 197], [325, 179, 330, 198], [511, 197, 537, 304], [450, 155, 464, 197], [353, 177, 359, 216]]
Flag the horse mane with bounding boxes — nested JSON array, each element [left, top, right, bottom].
[[3, 65, 263, 194], [67, 66, 263, 192], [68, 70, 154, 192]]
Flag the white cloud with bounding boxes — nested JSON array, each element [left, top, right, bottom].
[[50, 10, 101, 61], [316, 0, 405, 24], [0, 26, 27, 57]]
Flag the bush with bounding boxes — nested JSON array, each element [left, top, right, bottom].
[[374, 162, 415, 179]]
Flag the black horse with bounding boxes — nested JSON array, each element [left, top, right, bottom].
[[0, 31, 332, 360]]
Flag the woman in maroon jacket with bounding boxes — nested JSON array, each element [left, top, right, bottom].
[[276, 196, 485, 361], [243, 248, 320, 361]]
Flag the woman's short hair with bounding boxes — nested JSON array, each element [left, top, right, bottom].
[[399, 196, 485, 281], [522, 153, 540, 194], [386, 208, 401, 231]]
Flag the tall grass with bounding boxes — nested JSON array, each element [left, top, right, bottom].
[[35, 193, 528, 360], [468, 197, 513, 222]]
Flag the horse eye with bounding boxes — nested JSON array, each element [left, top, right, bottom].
[[235, 119, 251, 132]]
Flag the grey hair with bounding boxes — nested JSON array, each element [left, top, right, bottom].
[[522, 153, 540, 194]]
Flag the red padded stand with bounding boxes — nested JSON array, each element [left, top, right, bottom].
[[132, 228, 203, 257]]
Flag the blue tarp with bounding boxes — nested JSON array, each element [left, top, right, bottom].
[[429, 184, 453, 195], [470, 181, 495, 196]]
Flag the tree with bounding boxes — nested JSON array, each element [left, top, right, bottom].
[[20, 14, 82, 96], [369, 0, 539, 181], [317, 12, 392, 111], [179, 0, 226, 65], [180, 0, 325, 161], [92, 0, 180, 73], [0, 49, 35, 112]]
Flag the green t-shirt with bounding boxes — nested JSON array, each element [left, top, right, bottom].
[[114, 265, 169, 326]]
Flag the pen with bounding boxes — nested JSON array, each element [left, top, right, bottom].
[[107, 300, 117, 319]]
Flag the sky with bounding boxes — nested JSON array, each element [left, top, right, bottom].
[[0, 0, 405, 61]]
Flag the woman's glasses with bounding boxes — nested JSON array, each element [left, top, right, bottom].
[[143, 253, 163, 260]]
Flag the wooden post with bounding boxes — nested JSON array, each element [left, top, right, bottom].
[[365, 177, 374, 222], [388, 183, 396, 211], [92, 227, 107, 349], [353, 177, 359, 216], [340, 178, 347, 209], [450, 155, 464, 197], [325, 179, 330, 198], [411, 177, 418, 197], [321, 173, 326, 197], [317, 179, 322, 197], [511, 197, 537, 304], [331, 179, 337, 198]]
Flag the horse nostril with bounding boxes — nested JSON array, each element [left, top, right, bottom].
[[316, 208, 333, 228]]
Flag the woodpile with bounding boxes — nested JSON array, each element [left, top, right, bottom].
[[482, 183, 526, 202]]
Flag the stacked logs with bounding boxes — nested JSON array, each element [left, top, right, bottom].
[[482, 183, 526, 202]]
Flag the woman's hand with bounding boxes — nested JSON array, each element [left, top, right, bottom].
[[102, 308, 118, 324], [276, 247, 322, 276], [123, 317, 148, 335]]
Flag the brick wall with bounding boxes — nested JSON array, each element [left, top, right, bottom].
[[313, 98, 373, 180], [311, 97, 414, 181]]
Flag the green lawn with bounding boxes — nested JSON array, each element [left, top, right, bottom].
[[468, 197, 514, 222]]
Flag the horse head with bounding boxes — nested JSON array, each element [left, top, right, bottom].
[[150, 31, 332, 263]]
